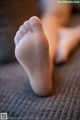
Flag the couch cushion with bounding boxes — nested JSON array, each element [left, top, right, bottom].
[[0, 0, 37, 63]]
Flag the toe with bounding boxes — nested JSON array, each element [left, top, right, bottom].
[[14, 36, 20, 45], [14, 31, 23, 45], [23, 20, 32, 32], [55, 54, 67, 64], [29, 16, 42, 32], [14, 21, 30, 45], [55, 48, 68, 64], [19, 25, 27, 35], [14, 30, 23, 45]]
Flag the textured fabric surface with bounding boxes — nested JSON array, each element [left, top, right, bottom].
[[0, 48, 80, 120]]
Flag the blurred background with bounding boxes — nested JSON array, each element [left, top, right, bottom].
[[0, 0, 37, 63], [0, 0, 80, 63]]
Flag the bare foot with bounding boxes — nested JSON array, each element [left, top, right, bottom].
[[14, 16, 53, 96], [55, 26, 80, 64]]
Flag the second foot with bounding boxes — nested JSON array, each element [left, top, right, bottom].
[[55, 26, 80, 64]]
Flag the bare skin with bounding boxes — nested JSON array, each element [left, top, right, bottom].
[[14, 17, 53, 96], [42, 14, 59, 60], [14, 16, 80, 96], [55, 26, 80, 64], [14, 2, 80, 96]]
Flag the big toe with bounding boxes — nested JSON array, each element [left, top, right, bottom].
[[29, 16, 43, 32], [55, 53, 67, 64]]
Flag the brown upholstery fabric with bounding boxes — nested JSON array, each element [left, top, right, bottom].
[[0, 0, 37, 63]]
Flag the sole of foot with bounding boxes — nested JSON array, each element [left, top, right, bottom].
[[14, 16, 53, 96]]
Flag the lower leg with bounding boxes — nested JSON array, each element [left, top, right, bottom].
[[39, 1, 80, 64], [38, 1, 72, 60], [38, 0, 72, 26]]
